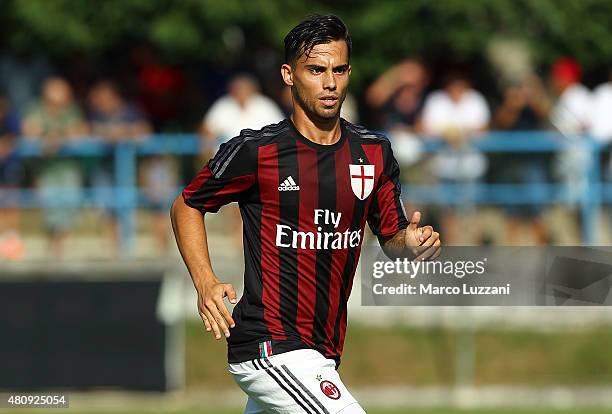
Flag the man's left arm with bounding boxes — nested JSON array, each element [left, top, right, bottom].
[[367, 141, 441, 261]]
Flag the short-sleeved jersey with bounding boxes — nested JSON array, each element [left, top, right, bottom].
[[182, 118, 408, 367]]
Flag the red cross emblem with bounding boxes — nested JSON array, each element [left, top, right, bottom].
[[349, 164, 375, 200]]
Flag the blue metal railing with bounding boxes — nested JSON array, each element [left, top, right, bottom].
[[3, 132, 609, 253], [410, 132, 606, 245]]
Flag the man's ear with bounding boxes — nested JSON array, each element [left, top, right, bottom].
[[281, 64, 294, 86]]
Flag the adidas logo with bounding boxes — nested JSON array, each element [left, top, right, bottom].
[[278, 176, 300, 191]]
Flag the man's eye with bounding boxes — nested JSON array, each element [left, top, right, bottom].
[[310, 68, 323, 74], [334, 68, 346, 74]]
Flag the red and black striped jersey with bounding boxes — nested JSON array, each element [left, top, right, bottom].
[[182, 118, 408, 367]]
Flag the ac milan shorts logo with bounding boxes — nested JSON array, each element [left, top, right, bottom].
[[320, 380, 341, 400]]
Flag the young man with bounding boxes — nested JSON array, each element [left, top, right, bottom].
[[171, 15, 441, 414]]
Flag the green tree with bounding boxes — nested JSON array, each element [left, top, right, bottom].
[[2, 0, 611, 86]]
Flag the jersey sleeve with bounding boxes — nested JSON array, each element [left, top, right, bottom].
[[367, 141, 409, 237], [182, 134, 256, 213]]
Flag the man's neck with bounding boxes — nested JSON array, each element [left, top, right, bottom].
[[290, 106, 342, 145]]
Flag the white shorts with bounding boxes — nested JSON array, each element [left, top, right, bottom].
[[228, 349, 366, 414]]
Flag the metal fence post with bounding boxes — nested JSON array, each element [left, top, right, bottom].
[[114, 142, 137, 256], [580, 138, 602, 245]]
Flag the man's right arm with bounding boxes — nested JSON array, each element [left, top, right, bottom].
[[170, 195, 236, 340]]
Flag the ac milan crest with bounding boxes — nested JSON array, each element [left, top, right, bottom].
[[349, 164, 375, 200], [320, 380, 341, 400]]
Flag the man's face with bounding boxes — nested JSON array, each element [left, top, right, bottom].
[[446, 79, 469, 103], [43, 78, 72, 109], [229, 78, 257, 108], [282, 40, 351, 120], [90, 86, 121, 114]]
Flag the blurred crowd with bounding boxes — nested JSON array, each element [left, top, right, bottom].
[[365, 58, 612, 245], [1, 50, 612, 259]]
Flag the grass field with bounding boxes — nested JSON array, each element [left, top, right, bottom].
[[185, 320, 612, 388]]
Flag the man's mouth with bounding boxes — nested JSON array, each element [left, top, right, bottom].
[[319, 96, 339, 107]]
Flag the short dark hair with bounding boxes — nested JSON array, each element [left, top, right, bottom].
[[284, 14, 352, 66]]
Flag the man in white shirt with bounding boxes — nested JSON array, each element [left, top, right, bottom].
[[420, 72, 490, 182], [590, 73, 612, 181], [421, 77, 490, 137], [419, 72, 490, 243], [201, 74, 284, 149], [549, 58, 592, 135], [548, 58, 592, 202], [590, 75, 612, 143]]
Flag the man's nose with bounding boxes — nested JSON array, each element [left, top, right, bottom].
[[323, 70, 337, 90]]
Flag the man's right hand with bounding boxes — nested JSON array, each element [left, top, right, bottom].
[[197, 280, 237, 340]]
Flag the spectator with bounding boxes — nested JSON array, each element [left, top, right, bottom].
[[366, 59, 429, 167], [0, 94, 25, 260], [89, 81, 151, 141], [420, 72, 490, 137], [138, 154, 179, 255], [549, 57, 591, 135], [201, 73, 284, 151], [590, 72, 612, 143], [590, 72, 612, 243], [21, 77, 88, 258], [22, 77, 88, 142], [492, 75, 552, 245], [0, 52, 52, 115], [88, 80, 154, 255], [548, 58, 592, 202], [494, 75, 550, 130], [419, 71, 490, 244], [131, 45, 188, 131], [366, 59, 428, 132], [590, 72, 612, 182]]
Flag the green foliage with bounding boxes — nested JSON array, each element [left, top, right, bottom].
[[2, 0, 612, 84]]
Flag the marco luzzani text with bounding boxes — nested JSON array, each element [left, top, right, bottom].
[[371, 258, 511, 296]]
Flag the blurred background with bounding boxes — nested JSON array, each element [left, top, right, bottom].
[[2, 0, 612, 413]]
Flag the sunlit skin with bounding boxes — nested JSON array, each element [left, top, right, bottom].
[[281, 40, 351, 145]]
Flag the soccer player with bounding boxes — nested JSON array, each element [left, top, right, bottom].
[[171, 14, 441, 414]]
